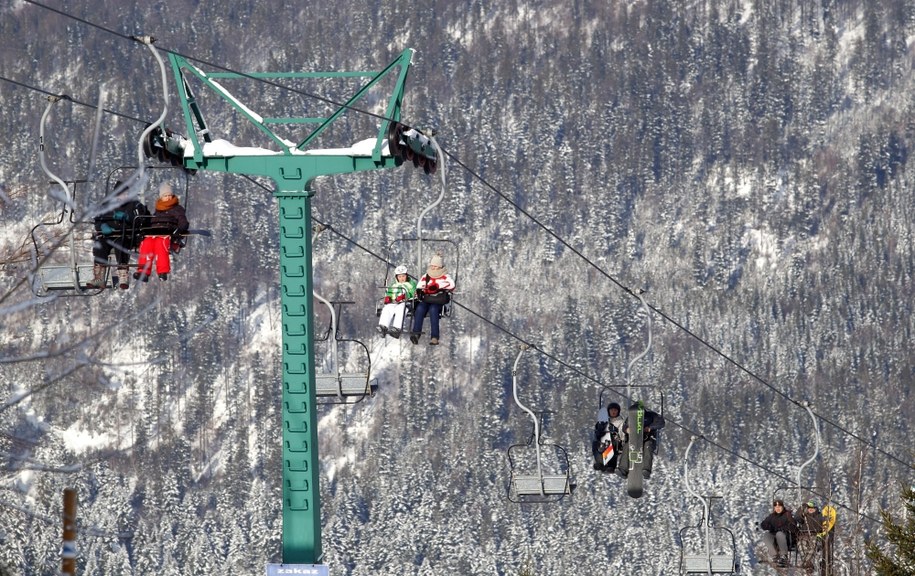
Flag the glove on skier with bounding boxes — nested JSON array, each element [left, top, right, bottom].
[[384, 296, 392, 304]]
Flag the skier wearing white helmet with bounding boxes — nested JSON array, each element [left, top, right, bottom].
[[377, 264, 417, 338]]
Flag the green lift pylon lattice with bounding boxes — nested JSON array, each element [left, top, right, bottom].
[[155, 47, 430, 566]]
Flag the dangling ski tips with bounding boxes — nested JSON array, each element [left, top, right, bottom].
[[46, 94, 71, 103], [131, 35, 157, 45]]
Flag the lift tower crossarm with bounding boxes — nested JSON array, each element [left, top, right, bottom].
[[167, 49, 413, 170], [163, 49, 416, 566]]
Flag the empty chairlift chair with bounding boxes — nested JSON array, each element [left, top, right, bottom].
[[313, 294, 376, 402], [678, 436, 738, 575], [30, 96, 102, 295], [506, 345, 573, 503]]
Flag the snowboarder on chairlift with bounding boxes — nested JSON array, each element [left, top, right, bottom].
[[616, 403, 665, 479], [592, 402, 625, 472]]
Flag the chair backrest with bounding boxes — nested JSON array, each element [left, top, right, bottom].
[[510, 473, 571, 498], [314, 373, 375, 398], [682, 554, 735, 574], [37, 263, 97, 292]]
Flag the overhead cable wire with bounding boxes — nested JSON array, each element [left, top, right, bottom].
[[438, 147, 915, 474], [18, 0, 902, 520], [297, 198, 883, 526], [23, 0, 404, 128], [0, 75, 148, 125]]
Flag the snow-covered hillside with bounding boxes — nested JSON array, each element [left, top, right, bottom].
[[1, 1, 913, 575]]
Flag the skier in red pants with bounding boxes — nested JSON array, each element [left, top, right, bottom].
[[136, 183, 189, 282]]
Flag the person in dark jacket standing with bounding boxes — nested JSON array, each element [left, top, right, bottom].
[[135, 183, 189, 282], [87, 181, 149, 290], [760, 499, 799, 566]]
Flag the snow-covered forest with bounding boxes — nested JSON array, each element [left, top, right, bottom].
[[1, 0, 914, 574]]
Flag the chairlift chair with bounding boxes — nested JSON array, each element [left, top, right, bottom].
[[616, 289, 663, 497], [313, 294, 375, 403], [759, 403, 834, 571], [384, 150, 458, 317], [29, 95, 102, 296], [593, 384, 664, 474], [506, 345, 573, 503], [678, 436, 739, 575], [770, 484, 833, 572], [29, 186, 105, 296], [385, 237, 459, 318], [30, 38, 189, 296]]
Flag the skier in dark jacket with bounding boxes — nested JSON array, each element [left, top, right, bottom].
[[616, 404, 665, 479], [760, 499, 799, 567], [794, 500, 825, 570], [87, 182, 149, 290], [135, 183, 189, 282], [592, 402, 625, 472], [794, 500, 823, 535]]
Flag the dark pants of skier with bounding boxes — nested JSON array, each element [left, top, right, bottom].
[[592, 438, 620, 472], [616, 437, 657, 478], [93, 237, 131, 267], [821, 531, 834, 574], [412, 301, 443, 339]]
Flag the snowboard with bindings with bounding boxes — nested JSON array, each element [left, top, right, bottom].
[[626, 402, 645, 498]]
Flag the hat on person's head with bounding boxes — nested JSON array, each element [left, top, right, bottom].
[[806, 500, 817, 509], [394, 264, 408, 275], [427, 253, 446, 278], [608, 402, 621, 413], [158, 182, 175, 199]]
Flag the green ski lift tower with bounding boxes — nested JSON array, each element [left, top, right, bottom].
[[150, 47, 434, 568]]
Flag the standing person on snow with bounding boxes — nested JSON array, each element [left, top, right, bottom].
[[378, 264, 417, 338], [135, 183, 189, 282], [86, 181, 149, 290], [409, 253, 455, 346], [759, 499, 799, 567]]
